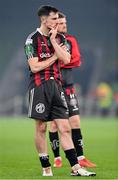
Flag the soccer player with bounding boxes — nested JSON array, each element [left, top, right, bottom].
[[24, 5, 96, 177], [49, 12, 96, 168]]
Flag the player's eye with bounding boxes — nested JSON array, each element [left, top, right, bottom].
[[52, 18, 58, 20]]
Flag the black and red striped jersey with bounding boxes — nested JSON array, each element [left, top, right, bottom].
[[24, 28, 66, 89]]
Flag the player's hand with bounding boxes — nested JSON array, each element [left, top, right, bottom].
[[60, 44, 67, 51], [49, 25, 58, 42], [51, 52, 58, 60]]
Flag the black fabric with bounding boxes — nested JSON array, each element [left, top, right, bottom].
[[61, 68, 74, 86], [28, 80, 69, 121], [49, 131, 60, 157], [64, 148, 78, 167], [39, 155, 51, 168], [63, 85, 80, 117], [25, 30, 65, 88], [72, 128, 84, 157]]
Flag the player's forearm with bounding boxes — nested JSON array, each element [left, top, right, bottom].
[[51, 40, 70, 64], [28, 56, 57, 73]]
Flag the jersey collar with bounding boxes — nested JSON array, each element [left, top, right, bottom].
[[37, 28, 48, 36]]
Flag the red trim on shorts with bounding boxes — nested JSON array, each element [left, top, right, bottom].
[[65, 88, 71, 95], [71, 87, 76, 94]]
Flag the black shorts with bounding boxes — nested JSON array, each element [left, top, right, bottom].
[[63, 85, 80, 117], [28, 79, 69, 121]]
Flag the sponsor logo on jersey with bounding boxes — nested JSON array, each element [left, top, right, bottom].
[[41, 42, 47, 47], [39, 52, 52, 58]]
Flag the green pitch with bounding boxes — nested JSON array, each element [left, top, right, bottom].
[[0, 117, 118, 179]]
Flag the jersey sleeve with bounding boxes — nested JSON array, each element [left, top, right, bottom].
[[61, 35, 81, 68], [24, 35, 38, 60], [69, 36, 81, 66]]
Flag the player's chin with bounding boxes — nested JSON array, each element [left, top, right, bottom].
[[53, 23, 58, 28], [63, 28, 67, 33]]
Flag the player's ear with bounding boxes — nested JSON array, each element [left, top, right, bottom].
[[41, 16, 47, 24]]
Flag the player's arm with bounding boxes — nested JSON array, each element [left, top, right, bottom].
[[70, 37, 81, 66], [51, 40, 70, 65], [50, 27, 70, 65], [28, 55, 57, 73], [25, 37, 57, 73]]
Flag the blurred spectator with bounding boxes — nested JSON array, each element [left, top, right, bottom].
[[96, 82, 113, 116], [112, 83, 118, 117], [114, 92, 118, 116]]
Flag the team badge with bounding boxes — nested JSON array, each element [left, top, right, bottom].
[[35, 103, 45, 113]]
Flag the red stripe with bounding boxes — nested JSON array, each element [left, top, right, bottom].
[[37, 37, 42, 61], [33, 37, 42, 86], [53, 62, 58, 80], [43, 36, 50, 80], [34, 73, 41, 86]]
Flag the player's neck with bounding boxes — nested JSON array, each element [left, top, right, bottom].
[[39, 25, 49, 36]]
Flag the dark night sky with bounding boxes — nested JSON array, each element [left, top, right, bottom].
[[1, 0, 117, 44], [0, 0, 118, 90]]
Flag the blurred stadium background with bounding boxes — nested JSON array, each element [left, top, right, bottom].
[[0, 1, 118, 179], [0, 0, 118, 116]]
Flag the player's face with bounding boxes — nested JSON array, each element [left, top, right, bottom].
[[45, 12, 59, 29], [58, 17, 67, 33]]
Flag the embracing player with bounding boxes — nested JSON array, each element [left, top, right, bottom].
[[49, 12, 96, 168]]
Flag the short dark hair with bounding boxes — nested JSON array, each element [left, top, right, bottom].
[[38, 5, 59, 17], [58, 12, 66, 19]]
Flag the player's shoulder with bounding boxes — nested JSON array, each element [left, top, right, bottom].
[[25, 29, 38, 45], [65, 34, 77, 41], [56, 33, 66, 44], [57, 32, 65, 38], [57, 32, 66, 41]]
